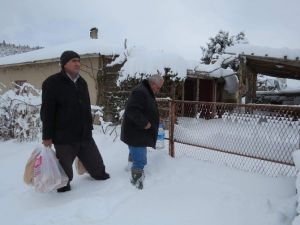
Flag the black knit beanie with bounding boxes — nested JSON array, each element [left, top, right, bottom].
[[60, 50, 80, 68]]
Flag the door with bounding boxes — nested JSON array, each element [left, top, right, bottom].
[[183, 78, 214, 117]]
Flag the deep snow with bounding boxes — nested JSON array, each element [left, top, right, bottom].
[[0, 125, 297, 225]]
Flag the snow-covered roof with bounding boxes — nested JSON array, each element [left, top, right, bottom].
[[194, 54, 236, 78], [114, 46, 198, 83], [0, 39, 123, 66], [226, 44, 300, 60]]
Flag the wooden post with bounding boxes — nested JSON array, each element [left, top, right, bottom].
[[212, 80, 217, 117], [245, 66, 252, 104], [251, 73, 257, 102], [196, 78, 200, 101], [181, 80, 185, 116], [212, 80, 217, 102], [169, 100, 176, 157], [96, 54, 105, 106], [195, 78, 200, 114], [171, 83, 175, 99], [245, 66, 256, 103], [238, 57, 247, 104]]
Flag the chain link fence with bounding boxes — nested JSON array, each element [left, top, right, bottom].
[[157, 99, 300, 177]]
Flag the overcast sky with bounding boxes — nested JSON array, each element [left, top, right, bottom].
[[1, 0, 300, 60]]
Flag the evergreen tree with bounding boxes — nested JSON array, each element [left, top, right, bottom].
[[201, 31, 248, 64], [0, 40, 43, 57], [235, 31, 247, 44]]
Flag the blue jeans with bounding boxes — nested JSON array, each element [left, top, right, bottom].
[[128, 146, 147, 170]]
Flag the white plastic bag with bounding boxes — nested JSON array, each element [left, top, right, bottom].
[[24, 148, 40, 185], [33, 147, 68, 193]]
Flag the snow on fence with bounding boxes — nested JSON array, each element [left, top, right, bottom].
[[157, 99, 299, 177]]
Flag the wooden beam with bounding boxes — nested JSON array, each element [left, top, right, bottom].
[[245, 55, 300, 66], [245, 55, 300, 80], [238, 58, 247, 103]]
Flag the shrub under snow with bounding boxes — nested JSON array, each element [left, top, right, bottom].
[[0, 83, 41, 142]]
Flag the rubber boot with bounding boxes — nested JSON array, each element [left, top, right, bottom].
[[131, 169, 144, 190]]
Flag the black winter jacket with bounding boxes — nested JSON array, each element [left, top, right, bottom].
[[121, 80, 159, 148], [40, 71, 93, 144]]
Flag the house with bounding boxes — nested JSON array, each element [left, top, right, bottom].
[[0, 29, 125, 120], [0, 29, 123, 105]]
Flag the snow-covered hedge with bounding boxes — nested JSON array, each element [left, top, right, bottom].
[[0, 83, 42, 142]]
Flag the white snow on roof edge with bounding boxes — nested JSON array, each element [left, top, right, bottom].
[[0, 39, 123, 66], [226, 44, 300, 60]]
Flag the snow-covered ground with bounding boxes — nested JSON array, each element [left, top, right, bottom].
[[0, 126, 297, 225]]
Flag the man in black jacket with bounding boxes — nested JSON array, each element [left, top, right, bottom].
[[41, 50, 109, 192], [121, 74, 164, 189]]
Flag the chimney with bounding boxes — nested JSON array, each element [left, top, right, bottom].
[[90, 27, 98, 39]]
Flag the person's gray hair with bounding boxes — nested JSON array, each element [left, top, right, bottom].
[[148, 74, 164, 86]]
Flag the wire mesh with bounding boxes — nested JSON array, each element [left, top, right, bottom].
[[158, 99, 300, 177]]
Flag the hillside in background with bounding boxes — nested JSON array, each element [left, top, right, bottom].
[[0, 40, 42, 57]]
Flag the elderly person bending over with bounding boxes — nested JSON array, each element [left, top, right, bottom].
[[121, 74, 164, 189]]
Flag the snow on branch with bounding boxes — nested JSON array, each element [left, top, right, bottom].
[[0, 82, 41, 142]]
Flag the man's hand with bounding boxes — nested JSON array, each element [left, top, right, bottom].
[[43, 139, 53, 148], [144, 122, 151, 129]]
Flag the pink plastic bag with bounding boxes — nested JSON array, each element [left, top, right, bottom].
[[24, 148, 40, 185], [33, 147, 68, 193]]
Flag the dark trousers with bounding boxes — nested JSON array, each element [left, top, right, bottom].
[[54, 138, 107, 183]]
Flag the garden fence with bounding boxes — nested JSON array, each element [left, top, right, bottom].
[[157, 99, 300, 177]]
